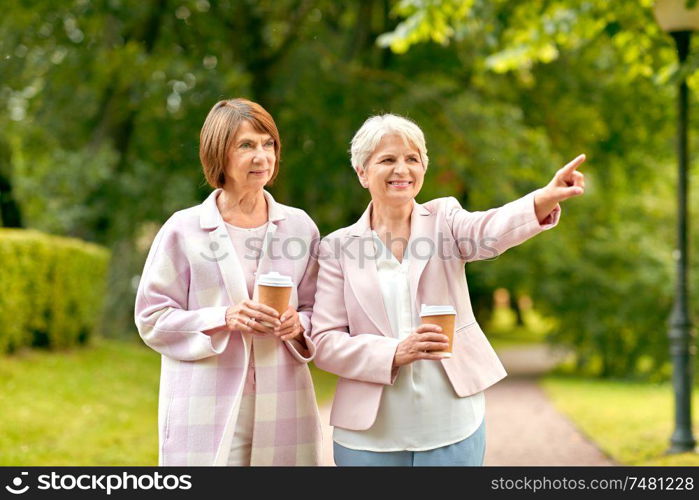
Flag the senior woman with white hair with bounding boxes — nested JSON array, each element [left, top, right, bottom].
[[310, 113, 585, 466]]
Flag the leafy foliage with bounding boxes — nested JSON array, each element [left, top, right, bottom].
[[1, 0, 697, 377], [379, 0, 699, 378]]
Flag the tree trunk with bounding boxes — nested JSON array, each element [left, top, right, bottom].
[[0, 141, 22, 228], [345, 0, 374, 62], [86, 0, 168, 244], [0, 172, 23, 228]]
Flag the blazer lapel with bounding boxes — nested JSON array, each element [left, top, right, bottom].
[[407, 201, 435, 313], [344, 203, 395, 338]]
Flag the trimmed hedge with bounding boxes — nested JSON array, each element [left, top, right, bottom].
[[0, 229, 110, 353]]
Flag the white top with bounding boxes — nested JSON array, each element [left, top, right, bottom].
[[333, 231, 485, 451], [224, 222, 268, 298]]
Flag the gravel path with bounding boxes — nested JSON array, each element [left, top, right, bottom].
[[317, 344, 615, 466], [484, 345, 615, 466]]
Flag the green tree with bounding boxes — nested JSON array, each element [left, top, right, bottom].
[[2, 0, 695, 380], [376, 0, 697, 377]]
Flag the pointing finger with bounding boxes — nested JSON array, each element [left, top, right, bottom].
[[560, 154, 586, 175]]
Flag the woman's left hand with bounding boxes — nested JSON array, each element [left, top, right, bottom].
[[534, 154, 586, 223], [274, 306, 304, 341]]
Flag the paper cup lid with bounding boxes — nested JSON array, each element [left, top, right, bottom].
[[420, 304, 456, 316], [257, 271, 294, 287]]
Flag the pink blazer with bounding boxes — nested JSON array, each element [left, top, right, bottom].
[[310, 191, 560, 431], [135, 189, 322, 465]]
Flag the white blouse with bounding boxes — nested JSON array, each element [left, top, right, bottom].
[[333, 231, 485, 451], [224, 221, 268, 298]]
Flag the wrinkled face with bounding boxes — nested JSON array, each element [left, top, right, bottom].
[[224, 120, 275, 190], [356, 134, 425, 206]]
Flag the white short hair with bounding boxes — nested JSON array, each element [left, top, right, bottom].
[[350, 114, 429, 171]]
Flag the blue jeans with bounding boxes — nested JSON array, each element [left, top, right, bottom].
[[333, 419, 486, 466]]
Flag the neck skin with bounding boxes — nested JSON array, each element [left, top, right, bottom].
[[217, 185, 267, 218], [370, 199, 413, 233]]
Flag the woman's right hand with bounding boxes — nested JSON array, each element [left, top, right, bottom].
[[225, 300, 281, 336], [392, 324, 450, 368]]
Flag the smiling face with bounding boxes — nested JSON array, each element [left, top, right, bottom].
[[224, 120, 276, 190], [356, 133, 425, 206]]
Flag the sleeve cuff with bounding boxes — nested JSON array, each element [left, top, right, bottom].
[[527, 190, 561, 231], [380, 338, 402, 385], [283, 312, 316, 363], [539, 203, 561, 229], [202, 306, 230, 353]]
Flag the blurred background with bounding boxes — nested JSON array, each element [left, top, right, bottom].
[[0, 0, 697, 465]]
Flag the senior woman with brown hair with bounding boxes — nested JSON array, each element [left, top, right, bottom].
[[311, 113, 585, 466], [135, 98, 322, 466]]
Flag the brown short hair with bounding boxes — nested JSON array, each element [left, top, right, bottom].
[[199, 98, 281, 188]]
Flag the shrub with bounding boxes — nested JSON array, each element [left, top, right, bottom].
[[0, 229, 110, 352]]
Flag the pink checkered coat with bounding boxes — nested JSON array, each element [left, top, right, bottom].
[[135, 189, 322, 466]]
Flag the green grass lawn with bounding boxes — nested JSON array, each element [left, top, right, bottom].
[[0, 339, 161, 465], [542, 375, 699, 466], [5, 337, 696, 467], [0, 338, 337, 466]]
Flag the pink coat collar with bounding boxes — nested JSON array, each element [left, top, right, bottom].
[[199, 189, 286, 230]]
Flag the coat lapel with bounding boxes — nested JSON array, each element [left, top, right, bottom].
[[200, 189, 288, 305], [200, 189, 251, 466], [200, 190, 250, 305], [344, 203, 395, 337], [407, 201, 435, 312]]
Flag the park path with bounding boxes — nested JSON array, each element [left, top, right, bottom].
[[317, 344, 615, 466], [483, 345, 615, 465]]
